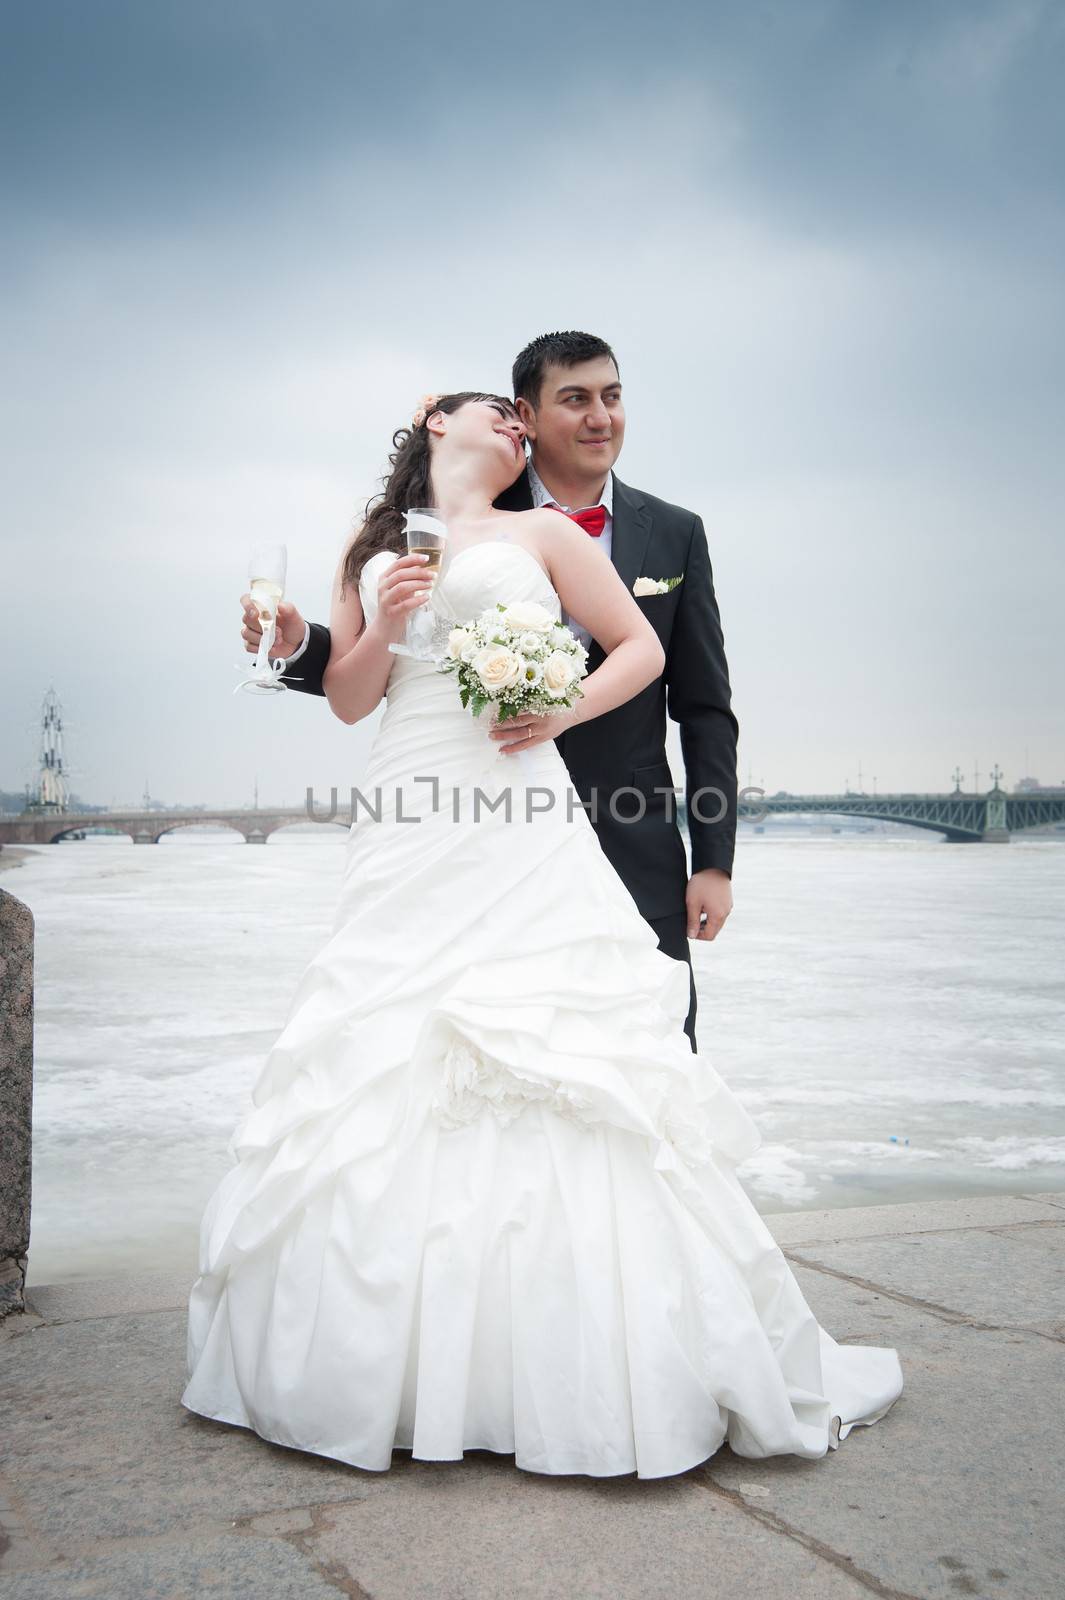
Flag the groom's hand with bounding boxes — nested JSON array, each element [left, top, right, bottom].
[[241, 595, 307, 659], [686, 868, 733, 941]]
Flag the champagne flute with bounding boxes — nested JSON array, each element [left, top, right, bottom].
[[239, 543, 289, 694], [388, 508, 448, 658]]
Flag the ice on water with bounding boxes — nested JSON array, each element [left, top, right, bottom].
[[11, 830, 1065, 1283]]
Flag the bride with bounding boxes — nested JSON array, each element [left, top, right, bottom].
[[182, 390, 903, 1477]]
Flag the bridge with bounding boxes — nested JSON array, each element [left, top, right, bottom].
[[3, 783, 1064, 849], [0, 806, 347, 847], [731, 784, 1065, 842]]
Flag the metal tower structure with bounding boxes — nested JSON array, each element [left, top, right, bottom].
[[29, 687, 70, 814]]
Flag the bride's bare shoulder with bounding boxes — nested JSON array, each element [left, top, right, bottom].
[[512, 506, 556, 522], [492, 507, 572, 567], [504, 506, 570, 541]]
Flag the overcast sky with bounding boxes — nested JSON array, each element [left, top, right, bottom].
[[4, 0, 1063, 809]]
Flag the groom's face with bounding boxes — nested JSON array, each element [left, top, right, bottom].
[[516, 355, 625, 489]]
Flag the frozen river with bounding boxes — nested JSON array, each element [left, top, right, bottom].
[[7, 829, 1064, 1285]]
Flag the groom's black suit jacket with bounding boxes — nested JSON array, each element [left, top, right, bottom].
[[287, 470, 738, 923]]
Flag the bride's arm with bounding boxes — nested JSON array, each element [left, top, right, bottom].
[[539, 513, 665, 725], [322, 549, 434, 724]]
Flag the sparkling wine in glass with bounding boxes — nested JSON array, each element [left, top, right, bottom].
[[239, 543, 289, 694], [389, 509, 448, 658]]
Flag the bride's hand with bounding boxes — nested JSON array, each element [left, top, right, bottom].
[[371, 554, 435, 642], [490, 708, 577, 753]]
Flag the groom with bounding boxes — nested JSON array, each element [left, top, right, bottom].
[[242, 331, 738, 1049]]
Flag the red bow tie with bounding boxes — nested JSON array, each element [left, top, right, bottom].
[[549, 503, 607, 537]]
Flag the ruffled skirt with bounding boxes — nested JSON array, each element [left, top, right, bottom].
[[182, 679, 902, 1474]]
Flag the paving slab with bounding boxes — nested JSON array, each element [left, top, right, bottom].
[[721, 1265, 1064, 1600], [765, 1193, 1065, 1249], [0, 1525, 345, 1600], [0, 1310, 387, 1547], [23, 1270, 192, 1325], [2, 1194, 1062, 1600], [293, 1453, 879, 1600], [786, 1221, 1065, 1337], [786, 1260, 936, 1347]]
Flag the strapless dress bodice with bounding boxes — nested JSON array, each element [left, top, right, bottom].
[[359, 541, 561, 689], [356, 539, 566, 783]]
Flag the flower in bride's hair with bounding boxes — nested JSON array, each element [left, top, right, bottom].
[[411, 392, 442, 429], [472, 644, 521, 691]]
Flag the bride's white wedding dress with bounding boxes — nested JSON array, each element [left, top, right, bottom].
[[182, 540, 902, 1477]]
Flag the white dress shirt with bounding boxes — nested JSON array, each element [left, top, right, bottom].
[[282, 617, 312, 671], [527, 462, 614, 651], [281, 463, 615, 671]]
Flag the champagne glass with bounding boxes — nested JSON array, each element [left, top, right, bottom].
[[238, 543, 289, 694], [388, 508, 448, 658]]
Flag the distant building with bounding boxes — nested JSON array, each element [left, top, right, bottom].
[[1014, 776, 1065, 795]]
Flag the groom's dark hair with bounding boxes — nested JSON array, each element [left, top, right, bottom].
[[512, 331, 619, 407]]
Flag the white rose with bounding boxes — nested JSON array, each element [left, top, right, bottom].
[[543, 651, 576, 696], [473, 645, 521, 691], [549, 625, 572, 647], [500, 600, 555, 632], [518, 630, 547, 657], [447, 626, 473, 661], [632, 576, 661, 597]]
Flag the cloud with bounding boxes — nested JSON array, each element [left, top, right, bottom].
[[5, 0, 1064, 804]]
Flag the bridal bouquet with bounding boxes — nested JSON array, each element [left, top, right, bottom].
[[439, 600, 589, 722]]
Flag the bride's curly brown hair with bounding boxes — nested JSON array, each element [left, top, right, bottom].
[[340, 391, 520, 595]]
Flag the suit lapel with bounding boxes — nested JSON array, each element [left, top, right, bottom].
[[580, 475, 652, 671], [608, 475, 652, 596]]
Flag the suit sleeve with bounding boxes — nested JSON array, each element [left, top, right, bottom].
[[282, 623, 331, 697], [665, 516, 740, 878]]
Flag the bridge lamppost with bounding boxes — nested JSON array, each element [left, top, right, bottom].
[[952, 767, 964, 795]]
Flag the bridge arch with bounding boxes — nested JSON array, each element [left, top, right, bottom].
[[50, 824, 136, 844], [743, 805, 982, 843], [267, 820, 349, 838], [155, 820, 249, 842]]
